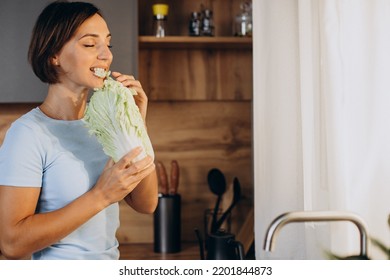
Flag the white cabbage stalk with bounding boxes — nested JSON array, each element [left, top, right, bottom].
[[84, 76, 154, 163]]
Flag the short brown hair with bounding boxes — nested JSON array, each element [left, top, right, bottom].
[[28, 1, 102, 84]]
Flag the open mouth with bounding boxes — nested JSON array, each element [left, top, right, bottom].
[[91, 67, 108, 78]]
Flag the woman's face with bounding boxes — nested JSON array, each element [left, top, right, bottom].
[[54, 13, 113, 90]]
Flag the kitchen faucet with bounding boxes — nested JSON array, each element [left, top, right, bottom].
[[263, 211, 369, 256]]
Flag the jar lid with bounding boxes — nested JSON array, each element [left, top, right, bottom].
[[152, 4, 169, 16]]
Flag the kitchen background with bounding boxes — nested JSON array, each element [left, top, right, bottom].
[[0, 0, 254, 259], [3, 0, 389, 261]]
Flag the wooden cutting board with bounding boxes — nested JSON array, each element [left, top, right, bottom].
[[236, 207, 254, 255]]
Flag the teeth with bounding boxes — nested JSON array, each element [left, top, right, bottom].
[[92, 67, 107, 78]]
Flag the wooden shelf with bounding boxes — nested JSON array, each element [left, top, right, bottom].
[[139, 36, 252, 49]]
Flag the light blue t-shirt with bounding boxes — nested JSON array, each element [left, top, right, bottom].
[[0, 108, 120, 260]]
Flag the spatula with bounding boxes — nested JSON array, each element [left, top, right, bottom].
[[207, 168, 226, 234], [215, 177, 241, 230]]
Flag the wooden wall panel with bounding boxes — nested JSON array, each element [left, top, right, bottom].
[[139, 48, 252, 101]]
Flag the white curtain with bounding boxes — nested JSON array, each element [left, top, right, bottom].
[[254, 0, 390, 259]]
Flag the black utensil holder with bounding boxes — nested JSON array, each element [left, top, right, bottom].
[[153, 194, 181, 253]]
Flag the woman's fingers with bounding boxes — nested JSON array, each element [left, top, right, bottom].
[[111, 72, 144, 94], [104, 158, 115, 170], [110, 71, 148, 122], [124, 159, 155, 185], [116, 147, 143, 169], [115, 147, 154, 175], [112, 72, 134, 81], [111, 71, 136, 84], [96, 149, 154, 204], [124, 155, 154, 176]]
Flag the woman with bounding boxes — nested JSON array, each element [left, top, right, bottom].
[[0, 1, 158, 260]]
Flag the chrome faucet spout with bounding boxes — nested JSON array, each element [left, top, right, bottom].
[[263, 211, 369, 256]]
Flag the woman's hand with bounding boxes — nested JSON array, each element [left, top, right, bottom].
[[93, 147, 155, 207], [111, 71, 148, 123]]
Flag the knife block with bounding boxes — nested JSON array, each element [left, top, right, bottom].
[[153, 194, 181, 253]]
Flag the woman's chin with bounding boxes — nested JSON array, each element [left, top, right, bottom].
[[91, 79, 104, 89]]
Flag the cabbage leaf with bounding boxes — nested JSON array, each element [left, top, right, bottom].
[[84, 76, 154, 163]]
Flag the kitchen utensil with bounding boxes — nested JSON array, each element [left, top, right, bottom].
[[206, 229, 244, 260], [170, 160, 180, 194], [194, 228, 205, 260], [156, 161, 169, 195], [207, 168, 227, 234], [215, 177, 241, 230]]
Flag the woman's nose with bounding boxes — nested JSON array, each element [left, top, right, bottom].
[[98, 45, 113, 61]]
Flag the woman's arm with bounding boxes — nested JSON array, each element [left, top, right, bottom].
[[124, 168, 158, 213], [0, 148, 154, 259], [0, 185, 104, 259]]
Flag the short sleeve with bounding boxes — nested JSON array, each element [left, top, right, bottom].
[[0, 121, 44, 187]]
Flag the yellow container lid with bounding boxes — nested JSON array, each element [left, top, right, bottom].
[[152, 4, 169, 16]]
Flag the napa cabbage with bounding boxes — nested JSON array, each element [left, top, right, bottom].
[[84, 76, 154, 163]]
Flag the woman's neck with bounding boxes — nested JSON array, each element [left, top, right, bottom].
[[40, 84, 89, 120]]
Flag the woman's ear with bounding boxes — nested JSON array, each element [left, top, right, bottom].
[[51, 57, 60, 66]]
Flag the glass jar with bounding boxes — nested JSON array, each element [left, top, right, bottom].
[[152, 4, 169, 37], [189, 12, 201, 36], [234, 2, 252, 37], [200, 9, 214, 36]]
